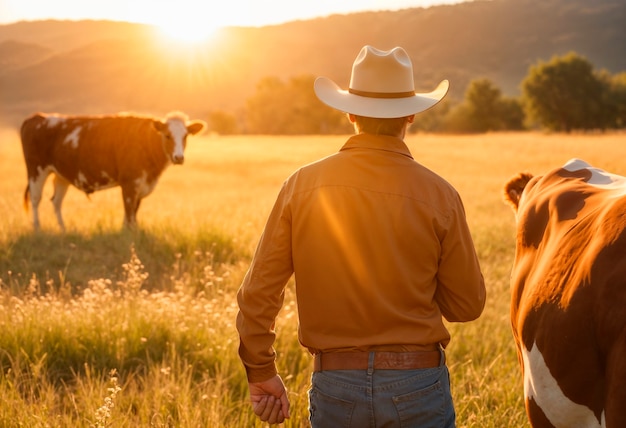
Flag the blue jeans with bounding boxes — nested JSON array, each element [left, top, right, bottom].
[[308, 352, 455, 427]]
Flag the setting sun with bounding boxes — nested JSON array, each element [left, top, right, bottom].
[[156, 17, 221, 43], [153, 14, 223, 43], [128, 1, 240, 44]]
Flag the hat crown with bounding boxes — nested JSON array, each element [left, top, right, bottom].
[[349, 46, 415, 95]]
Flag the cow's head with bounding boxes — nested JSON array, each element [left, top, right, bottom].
[[153, 112, 206, 164], [504, 172, 534, 212]]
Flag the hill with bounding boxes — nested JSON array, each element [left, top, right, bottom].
[[1, 0, 625, 128]]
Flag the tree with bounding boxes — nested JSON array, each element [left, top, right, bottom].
[[466, 78, 504, 131], [245, 75, 349, 135], [521, 52, 608, 132], [207, 110, 239, 135], [597, 70, 626, 129], [441, 102, 475, 133], [410, 98, 452, 133], [245, 76, 290, 134], [611, 72, 626, 129], [498, 97, 525, 131], [440, 79, 525, 133]]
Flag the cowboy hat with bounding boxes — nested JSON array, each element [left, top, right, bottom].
[[314, 45, 449, 118]]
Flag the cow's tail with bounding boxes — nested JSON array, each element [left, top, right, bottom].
[[23, 185, 30, 212]]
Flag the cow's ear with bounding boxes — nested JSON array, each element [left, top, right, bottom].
[[187, 120, 206, 135], [153, 120, 167, 132], [504, 172, 534, 211]]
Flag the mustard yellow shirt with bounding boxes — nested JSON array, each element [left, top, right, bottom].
[[237, 133, 486, 382]]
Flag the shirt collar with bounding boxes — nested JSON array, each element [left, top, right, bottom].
[[339, 133, 414, 159]]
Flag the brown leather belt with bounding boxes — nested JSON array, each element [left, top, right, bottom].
[[313, 350, 441, 372]]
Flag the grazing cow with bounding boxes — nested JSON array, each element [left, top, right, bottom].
[[503, 158, 626, 428], [21, 111, 206, 230]]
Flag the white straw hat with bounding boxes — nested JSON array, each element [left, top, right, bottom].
[[314, 45, 449, 118]]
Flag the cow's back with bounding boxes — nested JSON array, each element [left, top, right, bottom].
[[512, 167, 626, 324], [52, 115, 162, 186]]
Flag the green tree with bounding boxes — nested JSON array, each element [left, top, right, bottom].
[[597, 70, 626, 129], [245, 76, 289, 134], [466, 78, 504, 131], [521, 52, 608, 132], [440, 79, 524, 133], [611, 72, 626, 128], [245, 75, 349, 135], [207, 110, 239, 135], [441, 102, 475, 133], [499, 97, 525, 131], [410, 98, 452, 133]]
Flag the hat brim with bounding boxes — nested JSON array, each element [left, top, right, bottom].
[[314, 78, 449, 118]]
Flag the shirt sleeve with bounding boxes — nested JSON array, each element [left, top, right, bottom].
[[236, 183, 295, 383], [434, 194, 486, 322]]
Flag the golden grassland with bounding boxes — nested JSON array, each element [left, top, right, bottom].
[[1, 128, 625, 427]]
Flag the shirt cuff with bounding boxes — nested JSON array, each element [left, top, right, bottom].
[[245, 364, 278, 383]]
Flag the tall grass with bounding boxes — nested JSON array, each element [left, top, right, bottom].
[[1, 129, 625, 426]]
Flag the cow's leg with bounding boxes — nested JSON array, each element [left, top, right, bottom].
[[522, 341, 602, 427], [604, 333, 626, 427], [526, 398, 555, 428], [121, 185, 139, 228], [51, 175, 71, 231], [28, 169, 51, 231], [131, 198, 143, 227]]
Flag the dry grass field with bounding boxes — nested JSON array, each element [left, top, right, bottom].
[[1, 127, 625, 427]]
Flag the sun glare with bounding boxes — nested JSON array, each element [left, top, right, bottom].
[[135, 2, 234, 45], [130, 1, 258, 44], [156, 18, 221, 44]]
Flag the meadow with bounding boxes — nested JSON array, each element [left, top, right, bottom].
[[1, 127, 625, 427]]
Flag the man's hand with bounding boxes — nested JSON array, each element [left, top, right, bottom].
[[249, 374, 290, 424]]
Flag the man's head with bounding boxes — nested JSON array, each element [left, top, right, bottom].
[[349, 114, 414, 137], [314, 46, 449, 119]]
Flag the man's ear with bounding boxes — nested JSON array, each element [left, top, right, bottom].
[[407, 115, 415, 124]]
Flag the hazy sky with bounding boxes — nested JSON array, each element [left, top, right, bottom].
[[0, 0, 467, 28]]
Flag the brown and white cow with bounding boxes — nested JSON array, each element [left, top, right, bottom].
[[21, 111, 206, 230], [503, 158, 626, 428]]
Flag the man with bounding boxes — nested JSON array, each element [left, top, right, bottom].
[[236, 45, 486, 427]]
